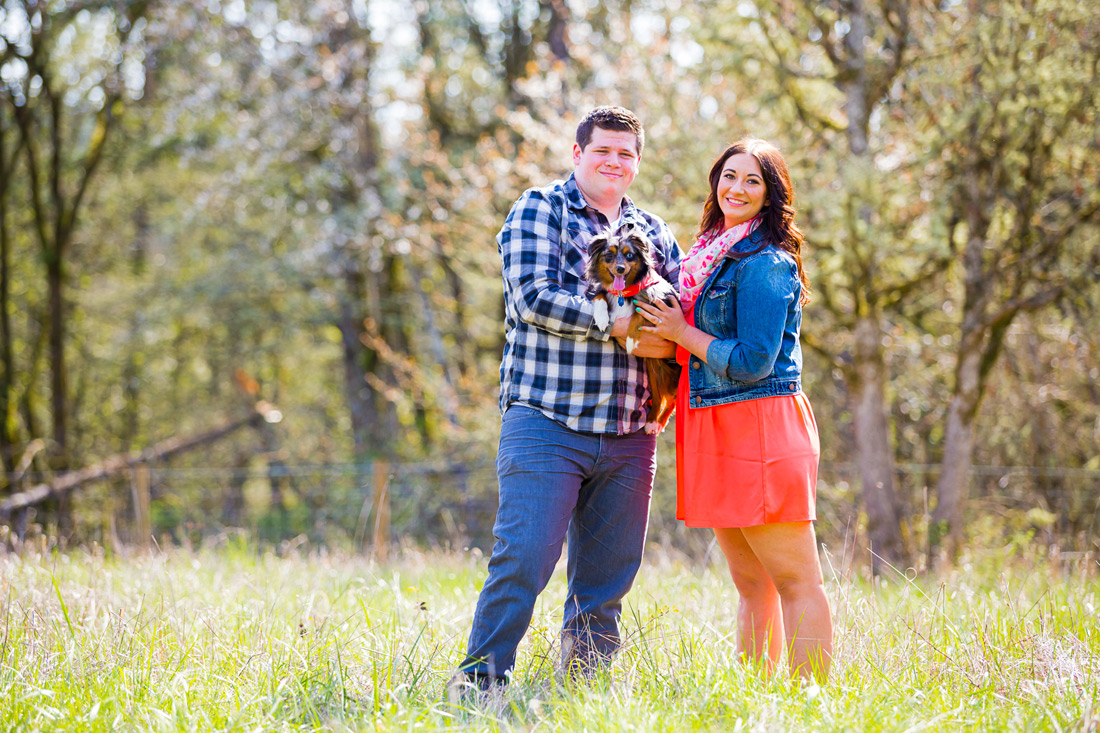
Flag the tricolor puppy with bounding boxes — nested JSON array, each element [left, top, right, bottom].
[[586, 226, 680, 434]]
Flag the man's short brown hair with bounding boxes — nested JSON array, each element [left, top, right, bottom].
[[576, 106, 645, 155]]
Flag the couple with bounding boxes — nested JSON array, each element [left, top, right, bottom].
[[455, 106, 832, 690]]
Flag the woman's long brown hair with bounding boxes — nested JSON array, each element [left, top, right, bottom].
[[696, 138, 811, 304]]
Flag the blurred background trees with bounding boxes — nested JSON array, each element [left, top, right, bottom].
[[1, 0, 1097, 567]]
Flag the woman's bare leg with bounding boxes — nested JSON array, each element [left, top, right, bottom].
[[740, 521, 833, 681], [714, 527, 784, 671]]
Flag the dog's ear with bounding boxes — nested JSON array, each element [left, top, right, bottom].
[[587, 231, 611, 257], [615, 223, 641, 242], [585, 231, 610, 289], [617, 224, 648, 249], [622, 226, 657, 269]]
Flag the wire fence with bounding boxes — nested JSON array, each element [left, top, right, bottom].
[[3, 459, 1099, 558]]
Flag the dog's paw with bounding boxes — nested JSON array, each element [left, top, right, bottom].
[[644, 421, 663, 435], [625, 336, 638, 354], [592, 299, 609, 331]]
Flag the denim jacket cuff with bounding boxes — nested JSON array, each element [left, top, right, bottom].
[[705, 339, 736, 378]]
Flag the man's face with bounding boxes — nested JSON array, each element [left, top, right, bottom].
[[572, 127, 640, 212]]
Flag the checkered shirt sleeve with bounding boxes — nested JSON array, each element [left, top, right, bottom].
[[499, 188, 607, 341], [497, 179, 682, 434]]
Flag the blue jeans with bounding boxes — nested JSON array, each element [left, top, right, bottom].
[[460, 405, 657, 681]]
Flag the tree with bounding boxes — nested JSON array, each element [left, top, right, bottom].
[[1, 0, 153, 472], [720, 0, 948, 570], [917, 0, 1100, 555], [0, 100, 22, 476]]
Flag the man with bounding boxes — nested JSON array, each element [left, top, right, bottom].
[[454, 106, 682, 689]]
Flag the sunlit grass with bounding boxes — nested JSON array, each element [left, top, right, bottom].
[[1, 541, 1097, 731]]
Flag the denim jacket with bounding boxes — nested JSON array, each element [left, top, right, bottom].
[[686, 228, 803, 408]]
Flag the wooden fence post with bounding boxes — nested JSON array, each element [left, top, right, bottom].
[[132, 464, 151, 549], [371, 461, 390, 561]]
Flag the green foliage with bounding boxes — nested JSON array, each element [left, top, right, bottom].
[[0, 547, 1097, 730], [0, 0, 1097, 556]]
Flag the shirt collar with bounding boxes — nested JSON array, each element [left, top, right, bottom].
[[563, 173, 637, 220]]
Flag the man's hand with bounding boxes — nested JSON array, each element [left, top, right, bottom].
[[611, 316, 676, 359]]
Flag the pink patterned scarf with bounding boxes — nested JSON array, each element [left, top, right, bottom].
[[678, 216, 761, 311]]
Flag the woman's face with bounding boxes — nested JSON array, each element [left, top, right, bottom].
[[716, 152, 767, 229]]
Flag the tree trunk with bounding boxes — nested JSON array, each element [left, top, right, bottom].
[[0, 124, 15, 476], [222, 464, 246, 527], [338, 270, 377, 462], [931, 341, 982, 561], [433, 238, 471, 378], [930, 188, 992, 560], [46, 256, 72, 534], [409, 258, 459, 428], [851, 315, 906, 571], [542, 0, 571, 63], [836, 1, 909, 571], [19, 318, 48, 461]]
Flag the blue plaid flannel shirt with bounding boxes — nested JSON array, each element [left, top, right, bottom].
[[497, 174, 682, 434]]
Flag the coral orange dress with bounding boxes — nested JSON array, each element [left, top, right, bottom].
[[674, 311, 820, 528]]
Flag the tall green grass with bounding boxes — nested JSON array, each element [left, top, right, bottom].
[[1, 541, 1096, 731]]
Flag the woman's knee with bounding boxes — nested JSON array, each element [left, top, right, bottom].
[[770, 570, 825, 603], [728, 562, 777, 601]]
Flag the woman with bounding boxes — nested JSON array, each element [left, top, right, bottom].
[[637, 138, 832, 681]]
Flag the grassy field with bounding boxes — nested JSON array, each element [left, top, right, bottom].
[[1, 540, 1097, 732]]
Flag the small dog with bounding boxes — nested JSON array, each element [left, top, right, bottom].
[[586, 226, 681, 434]]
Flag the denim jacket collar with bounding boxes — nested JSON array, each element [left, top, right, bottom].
[[723, 226, 770, 258]]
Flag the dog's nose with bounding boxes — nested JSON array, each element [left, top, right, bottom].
[[615, 265, 626, 274]]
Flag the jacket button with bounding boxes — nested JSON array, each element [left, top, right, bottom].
[[694, 397, 702, 406], [789, 384, 796, 391], [692, 361, 701, 369]]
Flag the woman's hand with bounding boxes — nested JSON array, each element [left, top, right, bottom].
[[636, 297, 688, 345]]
